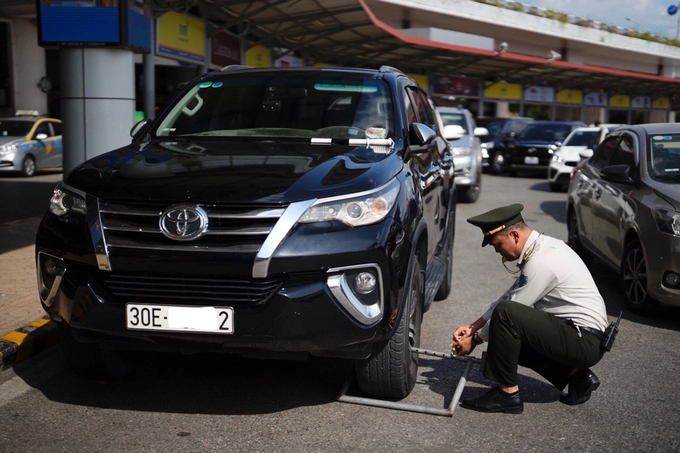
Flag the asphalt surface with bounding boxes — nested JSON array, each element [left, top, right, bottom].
[[1, 172, 679, 452]]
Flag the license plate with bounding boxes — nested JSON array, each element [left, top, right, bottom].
[[126, 303, 234, 334], [524, 156, 539, 165]]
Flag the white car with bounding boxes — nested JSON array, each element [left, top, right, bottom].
[[435, 106, 488, 203], [547, 125, 616, 191]]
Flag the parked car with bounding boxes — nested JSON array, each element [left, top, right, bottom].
[[0, 110, 62, 177], [475, 116, 534, 173], [567, 123, 680, 315], [35, 66, 456, 399], [547, 125, 616, 191], [436, 106, 488, 203], [505, 120, 586, 175]]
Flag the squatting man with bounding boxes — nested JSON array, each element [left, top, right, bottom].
[[450, 203, 610, 414]]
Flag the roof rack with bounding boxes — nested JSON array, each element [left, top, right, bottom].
[[378, 65, 405, 75], [220, 65, 253, 72]]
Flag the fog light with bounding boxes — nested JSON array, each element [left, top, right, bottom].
[[44, 257, 58, 277], [663, 272, 680, 287], [354, 271, 376, 294]]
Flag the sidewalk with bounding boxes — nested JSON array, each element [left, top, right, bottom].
[[0, 216, 60, 371]]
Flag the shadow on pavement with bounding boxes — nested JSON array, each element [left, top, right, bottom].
[[15, 350, 355, 415]]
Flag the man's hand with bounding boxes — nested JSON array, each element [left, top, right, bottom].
[[451, 325, 476, 356]]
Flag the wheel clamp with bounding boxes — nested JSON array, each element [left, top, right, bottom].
[[336, 348, 484, 417]]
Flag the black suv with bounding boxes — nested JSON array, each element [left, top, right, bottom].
[[475, 117, 534, 173], [505, 120, 586, 175], [36, 66, 456, 399]]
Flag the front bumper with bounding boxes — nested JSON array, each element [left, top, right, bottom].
[[36, 210, 410, 360], [0, 151, 21, 172], [644, 232, 680, 308], [548, 160, 578, 185]]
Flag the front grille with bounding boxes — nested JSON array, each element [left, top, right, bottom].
[[98, 200, 285, 253], [101, 273, 282, 305]]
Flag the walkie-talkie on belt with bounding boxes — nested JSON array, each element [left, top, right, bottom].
[[600, 311, 623, 352]]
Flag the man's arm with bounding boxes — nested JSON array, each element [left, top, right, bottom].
[[451, 317, 487, 355]]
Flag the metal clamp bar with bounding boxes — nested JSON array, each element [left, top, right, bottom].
[[336, 348, 483, 417]]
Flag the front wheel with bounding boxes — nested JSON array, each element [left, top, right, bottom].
[[567, 209, 592, 265], [355, 260, 423, 399], [20, 156, 36, 177], [621, 238, 660, 315]]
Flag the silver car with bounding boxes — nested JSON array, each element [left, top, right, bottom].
[[435, 106, 487, 203], [567, 123, 680, 314], [0, 113, 62, 177]]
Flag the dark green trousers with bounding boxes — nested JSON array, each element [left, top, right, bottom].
[[484, 301, 604, 390]]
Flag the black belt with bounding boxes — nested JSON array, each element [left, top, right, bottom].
[[567, 320, 603, 340]]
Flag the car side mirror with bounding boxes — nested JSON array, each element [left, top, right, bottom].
[[601, 164, 634, 184], [443, 125, 466, 140], [35, 133, 48, 140], [474, 127, 489, 137], [579, 148, 594, 160], [407, 123, 438, 156], [130, 118, 153, 141]]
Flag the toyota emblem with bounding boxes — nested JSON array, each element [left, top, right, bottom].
[[159, 204, 208, 241]]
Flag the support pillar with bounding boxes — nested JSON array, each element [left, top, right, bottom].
[[60, 47, 135, 173]]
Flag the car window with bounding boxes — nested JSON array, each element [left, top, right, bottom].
[[590, 136, 620, 169], [650, 134, 680, 179], [519, 123, 573, 141], [406, 88, 432, 126], [564, 130, 598, 147], [502, 120, 531, 136], [154, 74, 393, 140], [0, 120, 34, 137], [34, 122, 52, 138], [609, 135, 635, 168], [438, 112, 470, 134], [51, 121, 61, 136]]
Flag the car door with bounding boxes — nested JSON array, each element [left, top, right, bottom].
[[572, 135, 621, 254], [404, 86, 447, 260], [590, 133, 637, 265], [30, 119, 62, 168]]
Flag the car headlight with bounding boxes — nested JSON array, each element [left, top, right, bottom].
[[299, 181, 399, 227], [0, 143, 17, 156], [552, 155, 565, 164], [451, 146, 473, 156], [652, 208, 680, 236], [49, 184, 87, 216]]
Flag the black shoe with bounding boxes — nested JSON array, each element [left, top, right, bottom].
[[461, 386, 524, 414], [560, 369, 600, 406]]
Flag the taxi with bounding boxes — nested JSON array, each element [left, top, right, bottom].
[[0, 110, 62, 177]]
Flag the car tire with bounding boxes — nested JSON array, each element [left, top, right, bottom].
[[621, 238, 661, 315], [20, 156, 36, 177], [435, 211, 455, 301], [567, 208, 593, 265], [491, 152, 505, 174], [59, 324, 134, 379], [458, 183, 480, 203], [355, 259, 423, 399]]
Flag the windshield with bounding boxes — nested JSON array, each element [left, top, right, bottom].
[[155, 74, 393, 140], [439, 112, 470, 134], [519, 123, 573, 142], [0, 120, 34, 137], [563, 130, 598, 147], [650, 134, 680, 181]]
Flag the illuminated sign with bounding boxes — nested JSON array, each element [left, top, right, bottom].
[[484, 83, 522, 101], [37, 0, 151, 51]]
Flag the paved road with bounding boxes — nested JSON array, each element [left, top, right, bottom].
[[1, 173, 679, 452]]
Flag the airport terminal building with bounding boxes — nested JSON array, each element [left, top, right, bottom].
[[3, 0, 680, 164]]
